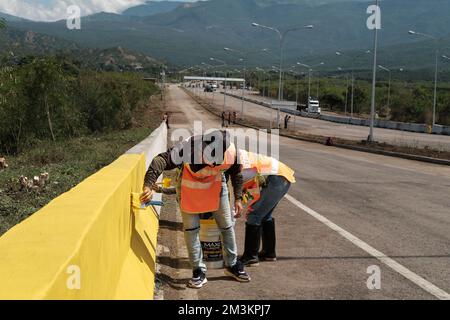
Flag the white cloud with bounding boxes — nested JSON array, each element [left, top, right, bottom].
[[0, 0, 148, 21]]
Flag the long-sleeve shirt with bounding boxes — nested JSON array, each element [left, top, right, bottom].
[[144, 148, 243, 201]]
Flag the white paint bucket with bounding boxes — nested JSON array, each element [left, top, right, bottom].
[[200, 218, 224, 269]]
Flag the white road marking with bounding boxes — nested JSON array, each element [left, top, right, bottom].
[[285, 194, 450, 300]]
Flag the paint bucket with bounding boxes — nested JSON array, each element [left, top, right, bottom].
[[200, 213, 224, 269]]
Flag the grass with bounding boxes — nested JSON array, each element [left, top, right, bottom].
[[0, 96, 163, 236]]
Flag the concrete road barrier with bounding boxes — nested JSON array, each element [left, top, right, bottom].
[[431, 125, 450, 135], [350, 118, 364, 126], [433, 125, 443, 135], [220, 92, 450, 136], [442, 126, 450, 135], [0, 123, 167, 300]]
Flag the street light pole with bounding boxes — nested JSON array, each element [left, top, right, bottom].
[[336, 50, 371, 118], [378, 65, 391, 111], [308, 69, 311, 101], [345, 74, 349, 116], [338, 67, 349, 115], [289, 67, 301, 106], [160, 65, 166, 101], [288, 68, 300, 130], [256, 67, 268, 99], [201, 62, 216, 102], [297, 62, 324, 108], [409, 30, 439, 126], [224, 47, 266, 119], [210, 57, 227, 113], [252, 22, 314, 128], [316, 70, 320, 98], [433, 49, 438, 126], [368, 0, 380, 142]]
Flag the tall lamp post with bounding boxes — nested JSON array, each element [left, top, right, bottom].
[[335, 50, 371, 118], [409, 30, 439, 126], [160, 65, 167, 101], [442, 55, 450, 111], [337, 67, 349, 115], [210, 57, 227, 113], [178, 66, 196, 87], [367, 0, 380, 142], [256, 67, 269, 99], [198, 64, 208, 98], [289, 68, 300, 108], [296, 62, 324, 106], [378, 65, 392, 111], [337, 67, 350, 116], [289, 67, 306, 130], [224, 47, 266, 118], [252, 22, 314, 128]]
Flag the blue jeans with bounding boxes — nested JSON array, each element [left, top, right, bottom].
[[247, 175, 291, 226], [181, 176, 237, 272]]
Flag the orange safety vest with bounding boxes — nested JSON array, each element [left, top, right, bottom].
[[180, 143, 237, 214], [240, 150, 295, 210], [242, 171, 262, 210]]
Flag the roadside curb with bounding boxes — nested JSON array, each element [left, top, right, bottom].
[[182, 87, 450, 167]]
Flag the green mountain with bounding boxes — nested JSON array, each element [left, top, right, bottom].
[[0, 12, 26, 22], [254, 0, 369, 6], [3, 0, 450, 69], [122, 1, 183, 17], [76, 46, 163, 71], [0, 26, 163, 71], [0, 26, 79, 56]]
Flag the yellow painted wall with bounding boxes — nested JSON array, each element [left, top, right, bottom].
[[0, 154, 159, 300]]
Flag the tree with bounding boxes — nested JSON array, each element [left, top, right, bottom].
[[352, 87, 369, 114], [21, 58, 71, 142], [321, 93, 344, 111], [0, 18, 5, 30], [390, 87, 429, 124]]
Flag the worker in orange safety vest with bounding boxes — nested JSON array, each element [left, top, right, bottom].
[[235, 149, 295, 266], [140, 130, 250, 288]]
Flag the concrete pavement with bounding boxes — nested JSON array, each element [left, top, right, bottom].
[[156, 85, 450, 300]]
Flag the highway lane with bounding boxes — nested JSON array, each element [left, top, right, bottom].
[[159, 85, 450, 299], [188, 87, 450, 152]]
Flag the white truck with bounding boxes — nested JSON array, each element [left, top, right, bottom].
[[307, 97, 321, 114]]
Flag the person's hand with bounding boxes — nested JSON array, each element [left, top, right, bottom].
[[140, 186, 154, 204], [234, 200, 243, 218]]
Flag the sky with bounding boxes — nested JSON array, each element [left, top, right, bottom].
[[0, 0, 198, 22]]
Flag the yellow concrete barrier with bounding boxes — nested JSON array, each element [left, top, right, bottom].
[[0, 153, 158, 300]]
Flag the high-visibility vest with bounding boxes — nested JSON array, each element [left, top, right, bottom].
[[180, 143, 237, 214], [239, 150, 295, 210], [239, 150, 295, 183]]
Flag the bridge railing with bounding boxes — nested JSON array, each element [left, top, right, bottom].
[[0, 123, 167, 300]]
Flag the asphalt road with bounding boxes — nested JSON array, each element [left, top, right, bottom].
[[157, 85, 450, 300], [187, 87, 450, 152]]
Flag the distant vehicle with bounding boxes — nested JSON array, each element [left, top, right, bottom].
[[204, 85, 214, 92], [297, 103, 306, 111], [307, 97, 321, 114]]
